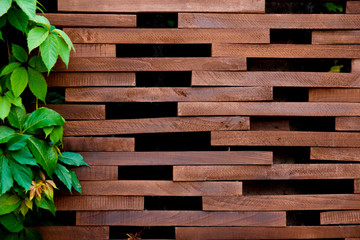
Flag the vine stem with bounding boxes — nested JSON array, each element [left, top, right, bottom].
[[36, 98, 39, 109]]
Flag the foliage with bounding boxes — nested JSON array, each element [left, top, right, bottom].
[[321, 2, 344, 14]]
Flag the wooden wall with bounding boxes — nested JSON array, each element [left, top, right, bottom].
[[40, 0, 360, 239]]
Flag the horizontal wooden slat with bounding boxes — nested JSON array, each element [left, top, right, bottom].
[[65, 87, 273, 102], [54, 57, 246, 72], [58, 0, 265, 13], [64, 28, 269, 44], [251, 119, 290, 131], [212, 44, 360, 58], [353, 59, 360, 72], [55, 196, 143, 211], [81, 151, 273, 166], [211, 131, 360, 147], [73, 166, 118, 180], [43, 104, 105, 120], [336, 117, 360, 131], [355, 180, 360, 193], [178, 102, 360, 117], [76, 211, 285, 226], [64, 117, 250, 136], [173, 164, 360, 181], [36, 226, 109, 240], [192, 71, 360, 88], [63, 137, 135, 152], [347, 1, 360, 13], [179, 13, 360, 29], [203, 194, 360, 211], [311, 147, 360, 162], [312, 30, 360, 44], [321, 210, 360, 225], [309, 88, 360, 102], [72, 44, 116, 57]]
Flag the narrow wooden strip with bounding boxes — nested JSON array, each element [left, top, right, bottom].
[[58, 0, 265, 13], [35, 226, 109, 240], [76, 211, 285, 227], [321, 210, 360, 225], [353, 59, 360, 72], [173, 164, 360, 181], [72, 44, 116, 57], [312, 30, 360, 44], [47, 72, 136, 87], [64, 117, 250, 136], [311, 147, 360, 162], [309, 88, 360, 102], [203, 194, 360, 211], [178, 102, 360, 117], [336, 117, 360, 131], [251, 119, 290, 131], [54, 57, 247, 72], [211, 131, 360, 147], [80, 151, 273, 166], [65, 87, 273, 102], [212, 44, 360, 58], [55, 196, 143, 211], [192, 71, 360, 88], [347, 1, 360, 13], [63, 28, 269, 44], [63, 137, 135, 152], [73, 166, 118, 180], [43, 104, 105, 120]]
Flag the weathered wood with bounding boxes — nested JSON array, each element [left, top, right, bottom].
[[212, 44, 360, 58], [54, 57, 246, 72], [55, 196, 143, 211], [65, 87, 273, 102], [309, 88, 360, 102], [76, 211, 285, 227], [63, 28, 269, 44], [36, 226, 109, 240], [64, 117, 250, 136], [178, 102, 360, 117], [336, 117, 360, 131], [58, 0, 265, 13], [353, 59, 360, 72], [311, 147, 360, 162], [72, 44, 116, 57], [192, 71, 360, 88], [41, 104, 105, 120], [63, 137, 135, 152], [80, 151, 273, 166], [347, 1, 360, 13], [211, 131, 360, 147], [251, 119, 290, 131], [321, 210, 360, 225], [173, 164, 360, 181], [312, 30, 360, 44], [73, 166, 118, 180], [355, 179, 360, 193]]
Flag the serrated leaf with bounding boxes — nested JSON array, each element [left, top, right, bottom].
[[0, 126, 15, 144], [31, 15, 50, 27], [0, 155, 13, 194], [7, 105, 27, 130], [10, 149, 37, 166], [10, 66, 28, 97], [28, 56, 47, 73], [8, 159, 32, 191], [39, 33, 59, 73], [4, 91, 22, 107], [12, 44, 28, 63], [69, 170, 81, 194], [0, 193, 21, 215], [0, 0, 11, 17], [23, 107, 65, 133], [34, 197, 56, 215], [59, 152, 88, 167], [0, 95, 11, 120], [15, 0, 36, 18], [0, 213, 24, 233], [54, 163, 72, 192], [7, 7, 28, 33], [57, 36, 70, 67], [28, 68, 47, 102], [49, 126, 63, 144], [0, 62, 22, 77], [27, 26, 48, 53], [53, 29, 74, 51], [6, 134, 31, 151]]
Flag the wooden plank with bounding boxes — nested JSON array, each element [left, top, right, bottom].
[[179, 13, 360, 29], [43, 13, 136, 27], [336, 117, 360, 131], [64, 117, 250, 136], [192, 71, 360, 88], [203, 194, 360, 211], [309, 88, 360, 102], [73, 166, 118, 180], [355, 180, 360, 193], [80, 151, 273, 166], [63, 137, 135, 152], [76, 211, 285, 227], [36, 226, 109, 240], [63, 28, 269, 44], [173, 164, 360, 181], [65, 87, 273, 102], [54, 57, 247, 72], [312, 30, 360, 44], [47, 72, 136, 87], [211, 131, 360, 147], [55, 196, 143, 211], [251, 119, 290, 131], [58, 0, 265, 13], [353, 59, 360, 72], [71, 44, 116, 57], [39, 104, 105, 120], [175, 226, 360, 239], [311, 147, 360, 162], [178, 102, 360, 117], [78, 181, 242, 196], [321, 210, 360, 225], [212, 44, 360, 58], [347, 1, 360, 13]]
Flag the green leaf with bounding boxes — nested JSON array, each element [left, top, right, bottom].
[[7, 105, 27, 130], [7, 7, 28, 33], [31, 15, 50, 28], [0, 193, 21, 215], [54, 163, 72, 192], [6, 134, 31, 151], [0, 31, 3, 42], [35, 197, 56, 216], [27, 68, 47, 102], [23, 107, 64, 133], [0, 126, 15, 144], [39, 33, 59, 73], [69, 170, 81, 194], [28, 56, 47, 73], [0, 0, 11, 17], [4, 91, 22, 107], [0, 155, 13, 194], [59, 152, 88, 167], [49, 126, 63, 144], [10, 149, 37, 166], [0, 213, 24, 232], [9, 160, 32, 191], [27, 26, 48, 53], [12, 44, 28, 63], [43, 126, 53, 138], [15, 0, 36, 18], [10, 67, 28, 97], [57, 37, 70, 67], [53, 29, 74, 51], [0, 15, 6, 28], [0, 62, 22, 77], [25, 228, 43, 240], [0, 95, 11, 120]]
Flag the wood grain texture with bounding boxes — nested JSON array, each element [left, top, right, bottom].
[[251, 119, 290, 131], [54, 57, 246, 72], [71, 44, 115, 57], [355, 180, 360, 193], [192, 71, 360, 88], [321, 210, 360, 225], [63, 137, 135, 152], [179, 13, 360, 29], [353, 59, 360, 72], [178, 102, 360, 117], [58, 0, 265, 13], [65, 87, 273, 102], [55, 196, 143, 211], [212, 44, 360, 58], [211, 131, 360, 147], [36, 226, 109, 240], [42, 104, 105, 120], [64, 117, 250, 136], [336, 117, 360, 131], [311, 147, 360, 162], [81, 151, 273, 166], [63, 28, 269, 44], [347, 1, 360, 13], [73, 166, 118, 180], [76, 211, 285, 226], [312, 30, 360, 44], [309, 88, 360, 102]]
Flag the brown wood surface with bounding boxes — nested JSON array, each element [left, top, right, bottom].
[[173, 164, 360, 181], [42, 104, 105, 120], [311, 147, 360, 162], [179, 13, 360, 29], [71, 44, 116, 57], [76, 211, 285, 226], [347, 1, 360, 13], [312, 30, 360, 44], [55, 196, 143, 211], [355, 180, 360, 193], [58, 0, 265, 13], [73, 166, 118, 180], [65, 87, 273, 102], [321, 210, 360, 225], [336, 117, 360, 131], [64, 117, 250, 136], [353, 59, 360, 72], [63, 137, 135, 152], [178, 102, 360, 117], [251, 119, 290, 131], [192, 71, 360, 88], [211, 131, 360, 147], [36, 226, 109, 240], [212, 44, 360, 58], [54, 57, 246, 72], [309, 88, 360, 102]]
